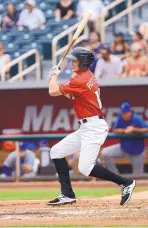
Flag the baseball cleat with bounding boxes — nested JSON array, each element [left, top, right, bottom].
[[120, 180, 136, 206], [47, 193, 76, 206]]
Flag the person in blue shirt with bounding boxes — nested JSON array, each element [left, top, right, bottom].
[[0, 142, 40, 178], [89, 55, 98, 73], [102, 101, 148, 175]]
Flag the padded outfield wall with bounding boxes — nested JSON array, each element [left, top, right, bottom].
[[0, 78, 147, 135]]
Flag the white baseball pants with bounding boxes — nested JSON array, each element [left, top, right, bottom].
[[50, 116, 108, 176]]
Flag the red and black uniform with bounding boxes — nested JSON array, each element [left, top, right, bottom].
[[60, 69, 104, 119]]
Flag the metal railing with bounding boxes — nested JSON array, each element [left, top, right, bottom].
[[100, 0, 148, 42], [52, 21, 89, 66], [1, 49, 41, 82], [0, 133, 148, 141]]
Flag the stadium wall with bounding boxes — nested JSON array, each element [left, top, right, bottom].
[[0, 84, 147, 134]]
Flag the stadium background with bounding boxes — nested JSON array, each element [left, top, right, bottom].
[[0, 0, 148, 227]]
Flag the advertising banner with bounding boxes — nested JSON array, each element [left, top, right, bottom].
[[0, 86, 147, 134]]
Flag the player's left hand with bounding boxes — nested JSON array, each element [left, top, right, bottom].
[[48, 66, 61, 81]]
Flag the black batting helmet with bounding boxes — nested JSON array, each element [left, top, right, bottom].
[[67, 47, 94, 69]]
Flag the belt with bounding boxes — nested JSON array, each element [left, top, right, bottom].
[[78, 116, 104, 125]]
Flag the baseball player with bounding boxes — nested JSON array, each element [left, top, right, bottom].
[[47, 47, 135, 206], [0, 142, 40, 178], [102, 101, 148, 175]]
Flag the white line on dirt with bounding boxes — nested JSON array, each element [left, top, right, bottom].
[[1, 206, 148, 219]]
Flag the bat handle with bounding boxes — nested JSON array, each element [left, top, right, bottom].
[[57, 59, 63, 68]]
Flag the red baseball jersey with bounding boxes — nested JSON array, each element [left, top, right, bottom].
[[60, 69, 104, 119]]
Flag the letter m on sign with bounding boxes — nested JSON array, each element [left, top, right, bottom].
[[22, 105, 53, 132]]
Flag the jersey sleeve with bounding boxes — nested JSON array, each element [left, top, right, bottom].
[[37, 9, 46, 24], [4, 151, 16, 168], [113, 116, 122, 129], [25, 151, 35, 166], [59, 77, 81, 95], [135, 116, 148, 128]]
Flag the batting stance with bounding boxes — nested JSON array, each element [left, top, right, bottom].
[[47, 47, 135, 206]]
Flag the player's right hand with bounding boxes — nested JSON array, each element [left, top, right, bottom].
[[48, 66, 61, 81]]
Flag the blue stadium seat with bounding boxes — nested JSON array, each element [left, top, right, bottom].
[[37, 36, 52, 60], [39, 2, 49, 11], [47, 18, 79, 30], [0, 34, 11, 43], [45, 9, 54, 17], [20, 45, 42, 68], [17, 2, 25, 12], [0, 3, 6, 13], [5, 31, 24, 42], [22, 42, 43, 57], [2, 27, 29, 41], [30, 42, 43, 53], [31, 26, 51, 40], [14, 33, 34, 48], [13, 51, 22, 59], [37, 28, 64, 60], [5, 43, 18, 55], [45, 0, 59, 3], [45, 14, 55, 22], [0, 40, 10, 47], [0, 0, 81, 62], [0, 28, 11, 34], [11, 0, 22, 4]]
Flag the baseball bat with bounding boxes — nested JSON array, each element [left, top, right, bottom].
[[57, 12, 92, 67]]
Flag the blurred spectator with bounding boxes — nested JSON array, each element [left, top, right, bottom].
[[89, 55, 98, 73], [111, 32, 129, 59], [95, 46, 122, 79], [123, 43, 148, 77], [139, 23, 148, 41], [122, 49, 132, 67], [132, 31, 148, 54], [0, 142, 40, 178], [88, 32, 105, 55], [2, 3, 18, 29], [55, 0, 75, 21], [17, 0, 46, 31], [77, 0, 108, 32], [0, 43, 11, 79], [102, 101, 148, 175]]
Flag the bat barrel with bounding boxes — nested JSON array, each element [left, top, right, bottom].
[[57, 12, 92, 67]]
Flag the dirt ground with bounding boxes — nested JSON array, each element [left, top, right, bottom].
[[0, 181, 148, 227]]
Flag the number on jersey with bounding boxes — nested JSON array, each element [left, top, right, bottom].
[[95, 89, 102, 109]]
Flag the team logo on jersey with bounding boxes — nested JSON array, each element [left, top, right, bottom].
[[87, 76, 98, 89]]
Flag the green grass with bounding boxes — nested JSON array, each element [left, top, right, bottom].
[[0, 187, 146, 200], [0, 188, 118, 200]]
